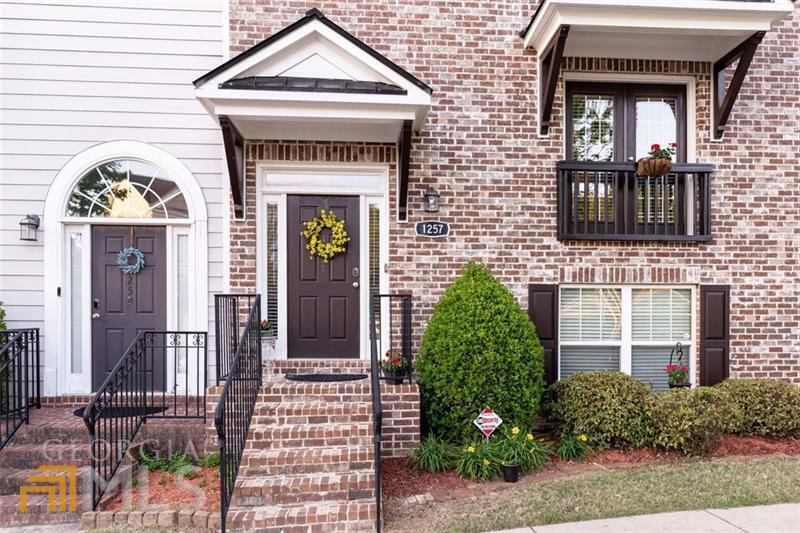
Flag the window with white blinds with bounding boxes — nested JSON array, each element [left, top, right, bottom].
[[560, 288, 621, 341], [559, 286, 693, 388]]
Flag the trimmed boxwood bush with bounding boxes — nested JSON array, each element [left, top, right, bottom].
[[416, 262, 545, 443], [716, 378, 800, 437], [544, 371, 655, 449], [648, 387, 733, 456]]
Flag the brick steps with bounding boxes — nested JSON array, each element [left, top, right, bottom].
[[240, 446, 374, 477], [0, 465, 93, 496], [226, 501, 375, 532], [232, 471, 375, 507], [226, 373, 378, 531], [246, 423, 372, 450], [0, 443, 92, 468], [0, 493, 90, 525]]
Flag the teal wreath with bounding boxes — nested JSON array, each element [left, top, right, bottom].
[[116, 247, 145, 275]]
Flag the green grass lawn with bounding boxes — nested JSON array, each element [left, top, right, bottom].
[[385, 457, 800, 532]]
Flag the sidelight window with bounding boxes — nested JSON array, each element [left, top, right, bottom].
[[264, 202, 279, 339]]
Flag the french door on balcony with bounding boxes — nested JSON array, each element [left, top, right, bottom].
[[564, 82, 693, 238]]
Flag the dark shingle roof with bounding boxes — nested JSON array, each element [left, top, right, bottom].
[[219, 76, 407, 95]]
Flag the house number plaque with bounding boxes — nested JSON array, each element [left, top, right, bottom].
[[415, 221, 450, 238]]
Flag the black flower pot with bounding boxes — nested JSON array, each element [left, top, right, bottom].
[[668, 382, 691, 389], [501, 464, 520, 483], [382, 368, 406, 385]]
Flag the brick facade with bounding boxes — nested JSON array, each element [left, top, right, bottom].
[[228, 0, 800, 390]]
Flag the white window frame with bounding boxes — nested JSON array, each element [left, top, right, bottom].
[[558, 284, 696, 385], [257, 162, 390, 360]]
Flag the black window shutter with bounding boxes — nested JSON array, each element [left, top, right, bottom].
[[700, 285, 730, 386], [529, 284, 559, 385]]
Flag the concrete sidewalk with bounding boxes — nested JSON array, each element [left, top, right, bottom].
[[491, 503, 800, 533]]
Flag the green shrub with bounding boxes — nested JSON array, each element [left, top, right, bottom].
[[455, 441, 501, 481], [556, 434, 590, 461], [417, 262, 545, 442], [544, 371, 655, 449], [199, 452, 221, 468], [0, 301, 6, 331], [648, 387, 732, 456], [716, 378, 800, 437], [409, 435, 458, 473], [495, 426, 550, 473]]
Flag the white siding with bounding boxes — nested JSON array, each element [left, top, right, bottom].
[[0, 1, 226, 383]]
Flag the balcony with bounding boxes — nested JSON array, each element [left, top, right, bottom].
[[556, 161, 713, 242]]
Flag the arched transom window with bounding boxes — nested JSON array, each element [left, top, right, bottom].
[[66, 159, 188, 219]]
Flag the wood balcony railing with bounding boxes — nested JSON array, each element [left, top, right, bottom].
[[557, 161, 713, 242]]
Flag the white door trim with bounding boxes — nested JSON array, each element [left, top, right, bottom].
[[43, 141, 208, 396], [257, 162, 391, 360]]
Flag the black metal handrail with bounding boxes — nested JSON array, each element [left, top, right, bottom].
[[372, 294, 413, 384], [83, 331, 207, 509], [557, 161, 713, 242], [214, 294, 259, 385], [369, 295, 384, 533], [0, 329, 40, 450], [214, 295, 261, 533]]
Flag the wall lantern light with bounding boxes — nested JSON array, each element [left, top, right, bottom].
[[19, 214, 40, 242], [423, 186, 440, 213]]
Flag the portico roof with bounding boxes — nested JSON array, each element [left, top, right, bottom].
[[520, 0, 795, 138], [194, 8, 432, 141], [194, 8, 433, 221]]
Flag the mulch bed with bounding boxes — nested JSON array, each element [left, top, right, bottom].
[[103, 468, 220, 512], [383, 435, 800, 500]]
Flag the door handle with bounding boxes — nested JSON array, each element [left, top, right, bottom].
[[628, 156, 635, 162], [91, 313, 100, 319], [352, 282, 360, 288]]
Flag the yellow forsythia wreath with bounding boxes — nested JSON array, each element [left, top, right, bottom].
[[301, 209, 351, 263]]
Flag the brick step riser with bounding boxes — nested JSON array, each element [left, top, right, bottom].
[[0, 511, 86, 527], [0, 449, 92, 468], [254, 404, 372, 417], [228, 520, 376, 533], [256, 394, 373, 403], [239, 460, 374, 477], [252, 414, 372, 426], [6, 429, 88, 446], [0, 496, 91, 526], [225, 504, 376, 530], [245, 435, 373, 450], [0, 471, 92, 497], [232, 486, 375, 507]]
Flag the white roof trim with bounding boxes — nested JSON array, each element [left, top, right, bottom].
[[195, 17, 431, 135], [523, 0, 795, 60]]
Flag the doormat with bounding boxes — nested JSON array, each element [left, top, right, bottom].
[[73, 406, 168, 419], [285, 373, 367, 382]]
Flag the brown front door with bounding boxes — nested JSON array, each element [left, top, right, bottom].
[[91, 226, 167, 390], [287, 195, 360, 359]]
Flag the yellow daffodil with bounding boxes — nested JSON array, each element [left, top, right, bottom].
[[511, 427, 520, 435], [526, 434, 534, 441], [466, 446, 475, 453], [578, 434, 588, 442], [482, 459, 490, 466]]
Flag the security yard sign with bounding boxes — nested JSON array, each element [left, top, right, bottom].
[[473, 408, 502, 437]]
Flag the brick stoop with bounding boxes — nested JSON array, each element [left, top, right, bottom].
[[0, 406, 210, 528], [224, 373, 378, 532], [0, 407, 91, 526]]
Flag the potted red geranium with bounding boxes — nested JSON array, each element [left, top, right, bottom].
[[637, 143, 677, 177], [380, 349, 408, 385], [665, 363, 690, 389]]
